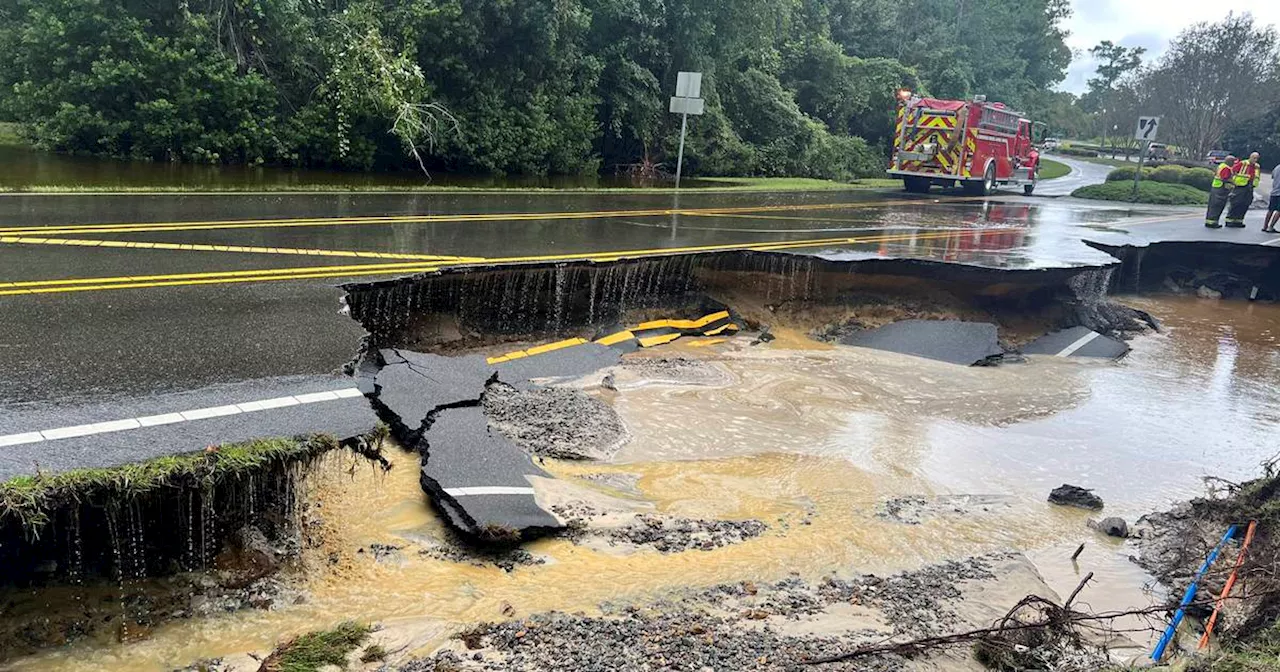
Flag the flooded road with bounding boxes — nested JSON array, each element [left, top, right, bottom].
[[6, 294, 1277, 671]]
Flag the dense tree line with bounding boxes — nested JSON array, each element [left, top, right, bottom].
[[1039, 13, 1280, 163], [0, 0, 1073, 179]]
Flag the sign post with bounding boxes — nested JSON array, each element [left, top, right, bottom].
[[669, 72, 705, 189], [1132, 116, 1160, 198]]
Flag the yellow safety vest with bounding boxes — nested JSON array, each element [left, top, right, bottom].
[[1212, 162, 1233, 189], [1233, 160, 1259, 187]]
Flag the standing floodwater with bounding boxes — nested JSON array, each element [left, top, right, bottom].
[[4, 295, 1278, 671]]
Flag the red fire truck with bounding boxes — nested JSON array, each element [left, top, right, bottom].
[[887, 94, 1039, 196]]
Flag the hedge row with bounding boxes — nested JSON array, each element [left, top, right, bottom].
[[1073, 181, 1210, 205], [1105, 164, 1215, 192], [1056, 147, 1099, 158]]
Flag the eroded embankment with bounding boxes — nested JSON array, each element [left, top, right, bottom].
[[0, 431, 387, 659], [341, 250, 1153, 354], [1088, 240, 1280, 300]]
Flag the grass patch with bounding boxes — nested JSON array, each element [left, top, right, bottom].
[[260, 621, 372, 672], [1038, 158, 1070, 180], [0, 435, 340, 530], [0, 122, 24, 146], [1072, 180, 1209, 205], [359, 643, 388, 663]]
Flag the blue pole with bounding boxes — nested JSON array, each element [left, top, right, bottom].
[[1151, 525, 1239, 661]]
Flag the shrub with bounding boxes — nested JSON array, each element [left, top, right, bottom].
[[1149, 165, 1190, 185], [1072, 181, 1210, 205], [1180, 167, 1216, 191], [1057, 147, 1098, 158], [1105, 166, 1154, 182]]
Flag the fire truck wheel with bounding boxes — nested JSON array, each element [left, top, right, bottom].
[[982, 163, 997, 195], [903, 176, 931, 194], [1023, 182, 1036, 195]]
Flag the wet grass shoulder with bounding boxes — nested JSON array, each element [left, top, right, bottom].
[[0, 176, 899, 195], [259, 621, 372, 672], [1071, 181, 1209, 205], [0, 435, 339, 530], [1037, 158, 1070, 180]]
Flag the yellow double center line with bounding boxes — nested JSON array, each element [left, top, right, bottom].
[[0, 235, 480, 262], [0, 228, 1011, 296], [0, 196, 984, 237]]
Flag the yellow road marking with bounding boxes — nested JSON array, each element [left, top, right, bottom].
[[686, 338, 728, 348], [594, 330, 637, 346], [0, 265, 445, 296], [487, 337, 590, 364], [0, 228, 1020, 296], [0, 234, 480, 262], [0, 259, 455, 290], [0, 197, 987, 237], [635, 311, 730, 331], [637, 333, 683, 348], [704, 323, 739, 336]]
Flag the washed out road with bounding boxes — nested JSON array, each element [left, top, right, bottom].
[[1, 183, 1275, 477]]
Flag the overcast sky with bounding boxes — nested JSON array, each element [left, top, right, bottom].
[[1059, 4, 1280, 93]]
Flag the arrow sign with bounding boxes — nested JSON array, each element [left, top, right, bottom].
[[1135, 116, 1160, 141]]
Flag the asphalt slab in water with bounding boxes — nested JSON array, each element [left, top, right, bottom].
[[420, 405, 562, 534], [1022, 326, 1131, 359], [840, 320, 1004, 366]]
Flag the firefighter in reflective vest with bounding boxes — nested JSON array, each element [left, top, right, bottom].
[[1205, 155, 1237, 228], [1224, 152, 1261, 228]]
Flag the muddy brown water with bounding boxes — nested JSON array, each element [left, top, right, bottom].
[[5, 294, 1278, 671]]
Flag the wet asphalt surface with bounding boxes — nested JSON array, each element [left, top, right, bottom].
[[2, 154, 1277, 477]]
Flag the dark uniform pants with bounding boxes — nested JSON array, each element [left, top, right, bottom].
[[1225, 187, 1253, 227], [1205, 185, 1231, 227]]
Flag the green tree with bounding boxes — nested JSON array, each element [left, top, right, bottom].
[[1140, 13, 1280, 156]]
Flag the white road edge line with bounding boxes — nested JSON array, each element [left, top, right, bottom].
[[0, 387, 365, 447], [444, 487, 538, 497], [1056, 331, 1102, 357]]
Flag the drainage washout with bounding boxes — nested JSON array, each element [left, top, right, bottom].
[[341, 250, 1158, 355], [1087, 240, 1280, 300]]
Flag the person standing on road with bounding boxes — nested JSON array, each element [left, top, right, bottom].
[[1264, 162, 1280, 233], [1205, 155, 1237, 229], [1224, 152, 1261, 228]]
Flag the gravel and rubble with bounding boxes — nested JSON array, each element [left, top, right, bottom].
[[482, 382, 629, 460], [396, 555, 1010, 672], [876, 495, 1014, 525], [417, 540, 547, 573], [618, 356, 733, 387], [550, 501, 769, 554]]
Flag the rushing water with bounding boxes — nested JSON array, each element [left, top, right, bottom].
[[5, 295, 1278, 671]]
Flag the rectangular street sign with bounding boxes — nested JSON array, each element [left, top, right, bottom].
[[1135, 116, 1160, 141], [669, 96, 705, 116], [675, 72, 702, 99]]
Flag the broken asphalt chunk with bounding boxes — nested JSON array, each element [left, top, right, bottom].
[[839, 320, 1004, 366], [420, 406, 562, 539], [1021, 326, 1130, 359], [370, 349, 495, 436], [493, 343, 621, 388]]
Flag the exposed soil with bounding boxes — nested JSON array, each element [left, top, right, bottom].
[[482, 383, 629, 461]]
